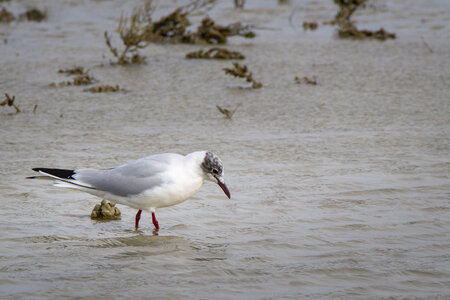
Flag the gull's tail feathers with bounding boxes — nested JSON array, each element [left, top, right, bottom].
[[29, 168, 96, 190]]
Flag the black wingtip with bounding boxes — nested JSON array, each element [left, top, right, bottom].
[[32, 168, 76, 179]]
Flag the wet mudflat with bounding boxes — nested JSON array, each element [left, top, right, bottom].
[[0, 0, 449, 299]]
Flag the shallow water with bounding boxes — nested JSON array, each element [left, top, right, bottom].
[[1, 0, 449, 298]]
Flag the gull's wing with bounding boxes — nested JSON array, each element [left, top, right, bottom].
[[34, 153, 184, 197], [74, 153, 183, 196]]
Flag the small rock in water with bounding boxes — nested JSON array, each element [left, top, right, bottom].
[[91, 200, 121, 220]]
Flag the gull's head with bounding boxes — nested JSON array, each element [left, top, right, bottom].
[[201, 151, 231, 199]]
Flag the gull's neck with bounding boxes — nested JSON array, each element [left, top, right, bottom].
[[184, 151, 207, 178]]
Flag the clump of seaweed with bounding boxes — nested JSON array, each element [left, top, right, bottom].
[[186, 47, 244, 59], [0, 7, 15, 23], [295, 76, 317, 85], [58, 66, 86, 75], [216, 103, 241, 119], [105, 2, 154, 65], [1, 93, 20, 113], [85, 85, 121, 93], [91, 200, 121, 220], [148, 8, 190, 43], [234, 0, 245, 9], [49, 68, 96, 87], [223, 63, 262, 88], [49, 74, 95, 87], [332, 0, 395, 40], [338, 26, 395, 40], [144, 0, 216, 43], [190, 17, 255, 44], [303, 21, 318, 31], [19, 8, 46, 22]]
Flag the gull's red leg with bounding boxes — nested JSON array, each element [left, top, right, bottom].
[[152, 211, 160, 230], [135, 209, 142, 230]]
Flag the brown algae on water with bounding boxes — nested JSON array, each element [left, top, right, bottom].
[[189, 17, 255, 44], [216, 103, 241, 120], [186, 48, 244, 59], [303, 22, 318, 31], [91, 200, 121, 220], [50, 68, 95, 87], [223, 63, 262, 88], [104, 2, 153, 65], [85, 85, 121, 93], [331, 0, 395, 40], [19, 8, 46, 22], [49, 74, 95, 87], [1, 93, 20, 114], [58, 66, 86, 75], [0, 7, 14, 23], [295, 76, 317, 85]]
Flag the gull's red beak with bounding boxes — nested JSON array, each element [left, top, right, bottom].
[[215, 176, 231, 199]]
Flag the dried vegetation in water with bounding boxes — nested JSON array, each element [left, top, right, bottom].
[[0, 7, 14, 23], [104, 0, 254, 64], [216, 103, 241, 119], [1, 7, 46, 23], [295, 76, 317, 85], [85, 85, 121, 93], [332, 0, 395, 40], [186, 47, 244, 59], [58, 66, 86, 75], [91, 200, 121, 220], [186, 17, 255, 44], [104, 2, 153, 65], [303, 21, 318, 31], [223, 63, 262, 88], [234, 0, 245, 9], [19, 8, 46, 22], [1, 93, 20, 114], [49, 67, 96, 87]]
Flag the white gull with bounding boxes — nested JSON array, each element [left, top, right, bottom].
[[29, 151, 230, 231]]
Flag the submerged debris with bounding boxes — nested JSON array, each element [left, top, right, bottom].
[[223, 63, 262, 89], [0, 7, 15, 23], [190, 17, 255, 44], [1, 93, 20, 113], [234, 0, 245, 9], [105, 3, 153, 65], [295, 76, 317, 85], [186, 47, 244, 59], [91, 200, 121, 220], [148, 8, 190, 43], [58, 66, 86, 75], [303, 22, 318, 31], [49, 68, 96, 87], [216, 103, 241, 119], [338, 26, 395, 40], [19, 8, 46, 22], [85, 85, 121, 93], [332, 0, 395, 40]]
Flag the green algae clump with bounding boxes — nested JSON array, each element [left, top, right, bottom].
[[91, 200, 121, 220]]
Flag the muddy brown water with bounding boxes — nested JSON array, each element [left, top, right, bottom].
[[1, 0, 449, 299]]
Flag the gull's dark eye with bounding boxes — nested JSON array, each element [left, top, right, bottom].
[[212, 168, 219, 175]]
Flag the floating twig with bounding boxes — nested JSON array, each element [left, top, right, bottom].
[[223, 63, 262, 88], [216, 103, 241, 119], [1, 93, 20, 113]]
